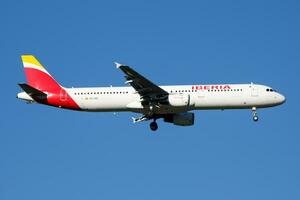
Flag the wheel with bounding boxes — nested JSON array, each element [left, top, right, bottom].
[[150, 121, 158, 131], [253, 115, 259, 122]]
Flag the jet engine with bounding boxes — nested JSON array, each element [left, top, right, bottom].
[[168, 93, 190, 107], [164, 112, 195, 126]]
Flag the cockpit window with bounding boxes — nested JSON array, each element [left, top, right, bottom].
[[266, 88, 275, 92]]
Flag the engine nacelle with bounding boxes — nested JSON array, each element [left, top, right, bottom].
[[168, 94, 190, 107], [164, 112, 195, 126]]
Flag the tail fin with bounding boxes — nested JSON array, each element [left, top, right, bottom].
[[21, 55, 62, 93]]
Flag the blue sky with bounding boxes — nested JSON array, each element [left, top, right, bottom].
[[1, 0, 299, 199]]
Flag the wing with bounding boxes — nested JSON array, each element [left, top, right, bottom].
[[115, 63, 168, 102]]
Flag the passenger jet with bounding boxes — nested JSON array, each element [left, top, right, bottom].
[[17, 55, 286, 131]]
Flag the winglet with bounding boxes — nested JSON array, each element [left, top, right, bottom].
[[114, 62, 123, 68]]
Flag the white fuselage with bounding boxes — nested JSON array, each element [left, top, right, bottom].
[[61, 84, 285, 114]]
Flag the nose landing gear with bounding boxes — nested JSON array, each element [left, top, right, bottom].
[[252, 107, 259, 122], [150, 120, 158, 131]]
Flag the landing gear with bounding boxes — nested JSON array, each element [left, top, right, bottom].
[[150, 121, 158, 131], [252, 107, 259, 122], [132, 114, 159, 131]]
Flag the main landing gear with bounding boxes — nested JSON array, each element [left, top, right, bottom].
[[150, 120, 158, 131], [252, 107, 259, 122], [133, 114, 159, 131]]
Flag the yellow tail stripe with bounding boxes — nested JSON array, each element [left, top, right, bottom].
[[21, 55, 46, 71]]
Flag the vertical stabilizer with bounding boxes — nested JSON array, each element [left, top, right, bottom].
[[21, 55, 62, 93]]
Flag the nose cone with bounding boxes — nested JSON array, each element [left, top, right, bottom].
[[276, 93, 286, 105]]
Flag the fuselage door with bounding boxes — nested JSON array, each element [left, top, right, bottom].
[[251, 85, 258, 97], [60, 89, 68, 101]]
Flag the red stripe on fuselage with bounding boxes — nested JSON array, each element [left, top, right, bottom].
[[24, 68, 81, 110]]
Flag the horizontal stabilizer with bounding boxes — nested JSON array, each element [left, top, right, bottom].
[[18, 83, 47, 100]]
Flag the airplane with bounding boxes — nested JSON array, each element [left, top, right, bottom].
[[17, 55, 286, 131]]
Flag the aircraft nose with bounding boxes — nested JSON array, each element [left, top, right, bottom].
[[277, 93, 286, 104]]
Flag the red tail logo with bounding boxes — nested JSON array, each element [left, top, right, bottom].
[[21, 55, 80, 110]]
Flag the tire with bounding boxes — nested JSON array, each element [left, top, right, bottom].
[[150, 122, 158, 131], [253, 115, 259, 122]]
